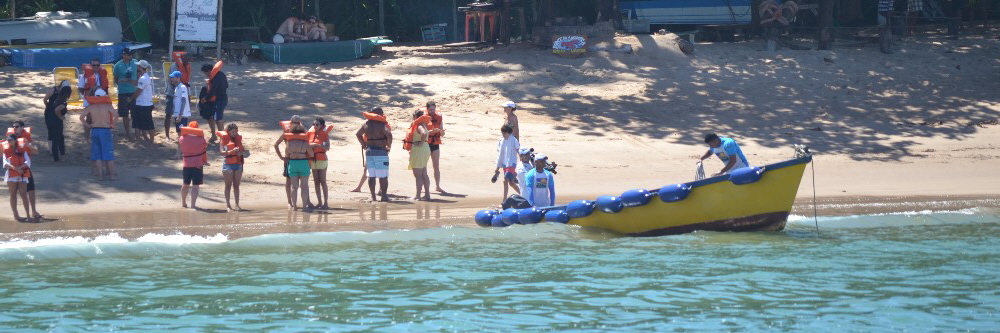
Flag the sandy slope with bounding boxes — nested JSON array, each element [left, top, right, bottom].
[[0, 32, 998, 221]]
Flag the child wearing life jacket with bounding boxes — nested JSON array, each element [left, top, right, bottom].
[[3, 134, 32, 222], [217, 123, 247, 211]]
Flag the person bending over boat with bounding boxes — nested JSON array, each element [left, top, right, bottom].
[[699, 133, 750, 177], [494, 124, 520, 201], [525, 154, 556, 207]]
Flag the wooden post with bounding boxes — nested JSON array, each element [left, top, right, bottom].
[[168, 0, 176, 56], [879, 14, 892, 54], [9, 0, 14, 19], [817, 0, 833, 50], [216, 0, 224, 60], [452, 0, 458, 41], [379, 0, 385, 36]]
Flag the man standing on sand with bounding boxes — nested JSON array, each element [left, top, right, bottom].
[[178, 122, 209, 209], [699, 133, 750, 177], [170, 71, 192, 139], [501, 101, 519, 140], [355, 107, 392, 202], [79, 89, 119, 180], [201, 63, 228, 143], [113, 48, 138, 140], [495, 124, 520, 201]]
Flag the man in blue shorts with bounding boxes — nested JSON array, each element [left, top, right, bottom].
[[79, 89, 119, 180], [699, 133, 750, 177]]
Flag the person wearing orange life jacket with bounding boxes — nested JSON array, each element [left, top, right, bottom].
[[307, 117, 332, 209], [8, 121, 42, 220], [283, 123, 314, 211], [79, 88, 119, 181], [201, 62, 227, 143], [178, 121, 209, 209], [78, 58, 109, 102], [169, 51, 193, 86], [354, 107, 393, 202], [405, 110, 432, 201], [217, 123, 248, 211], [4, 134, 33, 222], [274, 115, 313, 209], [422, 101, 448, 193]]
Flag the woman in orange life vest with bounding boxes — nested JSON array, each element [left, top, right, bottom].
[[307, 117, 332, 209], [405, 110, 432, 201], [3, 134, 33, 222], [423, 101, 447, 193], [8, 121, 42, 220], [217, 123, 248, 211]]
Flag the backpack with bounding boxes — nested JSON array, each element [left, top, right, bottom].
[[502, 194, 532, 210]]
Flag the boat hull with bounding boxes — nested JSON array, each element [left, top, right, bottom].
[[568, 157, 809, 236]]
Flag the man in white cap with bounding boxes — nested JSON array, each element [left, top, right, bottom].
[[130, 60, 156, 143], [524, 154, 555, 207], [170, 71, 191, 137], [501, 101, 519, 140], [79, 88, 118, 181]]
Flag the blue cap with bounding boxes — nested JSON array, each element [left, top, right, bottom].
[[169, 71, 182, 78], [518, 148, 531, 155]]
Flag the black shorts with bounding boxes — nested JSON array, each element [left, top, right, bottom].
[[182, 167, 204, 185], [429, 144, 440, 152], [27, 176, 35, 192], [131, 105, 155, 130], [165, 98, 174, 118], [117, 93, 133, 117]]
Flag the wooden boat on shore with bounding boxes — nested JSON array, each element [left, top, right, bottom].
[[475, 153, 812, 237]]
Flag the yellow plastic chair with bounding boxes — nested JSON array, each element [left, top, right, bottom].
[[52, 67, 81, 105], [102, 64, 118, 101]]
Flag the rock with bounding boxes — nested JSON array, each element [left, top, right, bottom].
[[823, 57, 835, 63]]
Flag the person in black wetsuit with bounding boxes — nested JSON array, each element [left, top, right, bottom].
[[43, 82, 72, 162]]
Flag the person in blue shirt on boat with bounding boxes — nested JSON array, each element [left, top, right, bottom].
[[699, 133, 749, 177], [525, 154, 556, 207]]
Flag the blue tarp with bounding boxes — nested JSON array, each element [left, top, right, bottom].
[[1, 43, 128, 69]]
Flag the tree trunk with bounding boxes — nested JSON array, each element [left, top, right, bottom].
[[817, 0, 834, 50]]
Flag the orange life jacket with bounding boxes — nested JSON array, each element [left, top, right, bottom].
[[424, 109, 443, 145], [81, 64, 110, 92], [307, 125, 333, 161], [181, 121, 204, 137], [278, 120, 295, 133], [216, 131, 245, 165], [403, 115, 431, 151], [171, 51, 192, 85], [206, 60, 224, 102], [2, 140, 31, 178], [283, 132, 309, 142], [363, 112, 391, 130], [6, 127, 32, 144]]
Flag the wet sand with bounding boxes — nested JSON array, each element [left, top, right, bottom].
[[3, 195, 997, 242]]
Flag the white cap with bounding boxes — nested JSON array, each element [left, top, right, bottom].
[[501, 101, 516, 108], [94, 89, 107, 97], [137, 60, 151, 69], [534, 154, 547, 161]]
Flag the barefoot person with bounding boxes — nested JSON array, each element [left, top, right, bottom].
[[501, 101, 519, 140], [423, 101, 447, 193], [307, 118, 331, 209], [495, 124, 520, 201], [178, 122, 209, 209], [130, 60, 156, 143], [3, 134, 32, 222], [355, 107, 392, 202], [79, 89, 119, 181], [405, 110, 432, 201], [283, 124, 314, 210], [43, 82, 71, 162], [218, 123, 247, 211], [113, 48, 138, 141], [201, 62, 228, 143], [274, 115, 304, 208], [7, 121, 41, 220]]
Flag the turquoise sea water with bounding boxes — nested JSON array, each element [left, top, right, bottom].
[[1, 210, 999, 332]]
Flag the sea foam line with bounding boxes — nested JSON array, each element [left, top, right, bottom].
[[0, 232, 228, 250]]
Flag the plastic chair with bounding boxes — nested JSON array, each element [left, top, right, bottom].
[[102, 63, 118, 103], [52, 67, 80, 103]]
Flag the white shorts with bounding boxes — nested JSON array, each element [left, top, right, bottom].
[[4, 175, 28, 183]]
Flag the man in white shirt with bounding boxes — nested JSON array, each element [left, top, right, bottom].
[[130, 60, 156, 143], [494, 124, 520, 201], [170, 71, 191, 135], [515, 147, 533, 195]]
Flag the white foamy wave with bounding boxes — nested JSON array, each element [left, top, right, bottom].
[[0, 232, 228, 250], [788, 208, 983, 223]]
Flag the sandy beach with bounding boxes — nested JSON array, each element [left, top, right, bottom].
[[1, 32, 998, 236]]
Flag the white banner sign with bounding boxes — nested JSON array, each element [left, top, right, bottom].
[[175, 0, 219, 42]]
